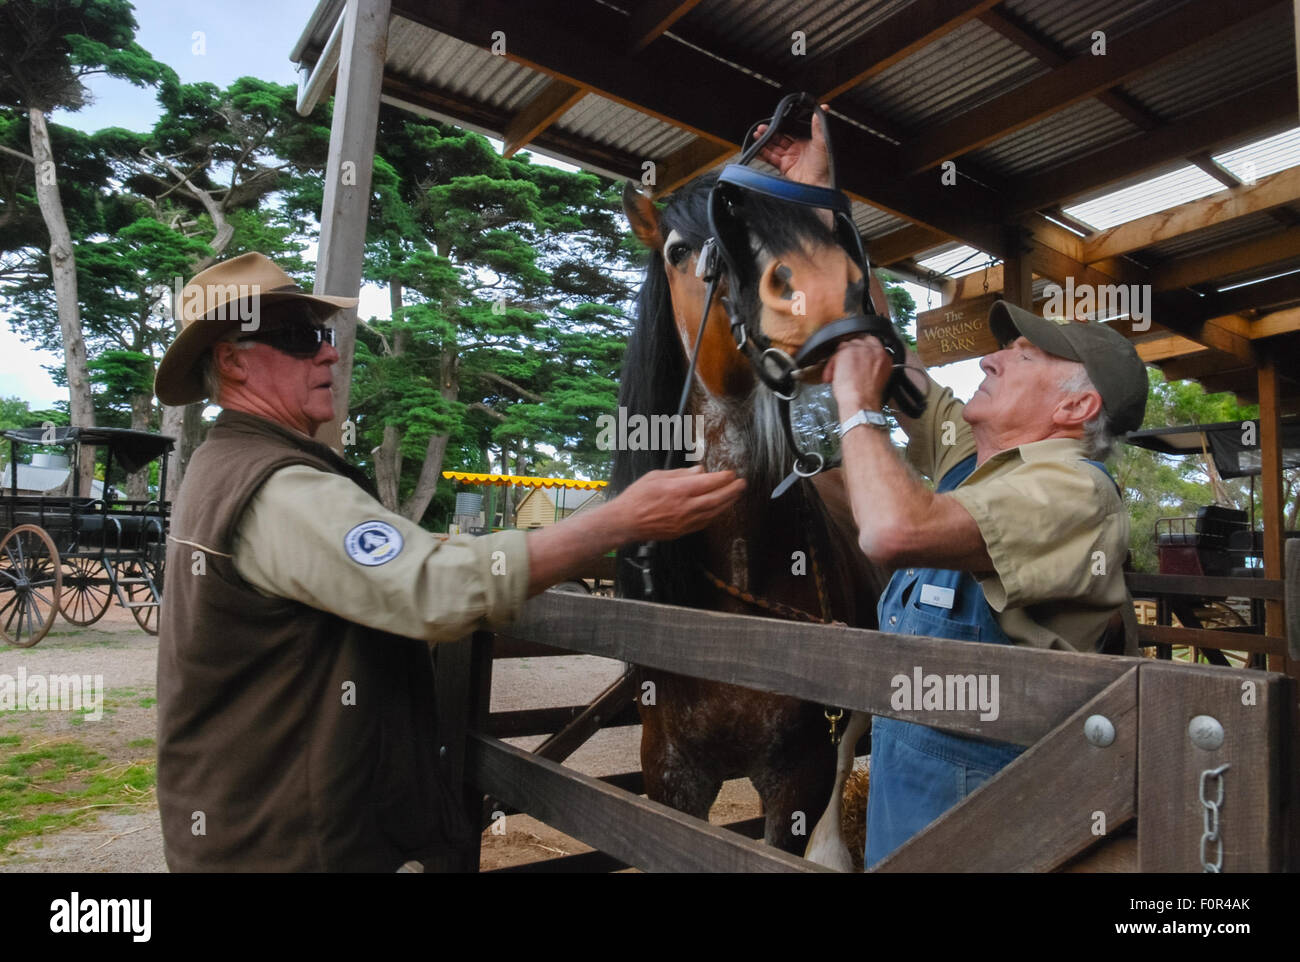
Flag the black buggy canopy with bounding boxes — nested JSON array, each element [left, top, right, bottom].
[[2, 426, 176, 475], [1126, 418, 1300, 480]]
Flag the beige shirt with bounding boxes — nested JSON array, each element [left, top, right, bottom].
[[229, 464, 530, 644], [904, 375, 1133, 652]]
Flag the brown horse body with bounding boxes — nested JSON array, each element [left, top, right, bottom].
[[616, 176, 887, 853]]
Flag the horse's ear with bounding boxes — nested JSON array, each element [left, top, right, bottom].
[[622, 182, 662, 249], [868, 268, 892, 320]]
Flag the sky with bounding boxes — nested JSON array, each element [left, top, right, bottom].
[[0, 0, 985, 411]]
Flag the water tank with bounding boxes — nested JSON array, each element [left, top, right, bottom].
[[454, 492, 483, 517], [31, 453, 70, 469]]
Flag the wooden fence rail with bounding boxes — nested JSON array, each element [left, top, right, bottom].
[[438, 589, 1296, 873]]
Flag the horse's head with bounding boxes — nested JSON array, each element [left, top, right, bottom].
[[623, 173, 885, 400]]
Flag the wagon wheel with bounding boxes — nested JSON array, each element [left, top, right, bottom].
[[0, 524, 63, 648], [1171, 602, 1254, 669], [59, 556, 113, 626], [117, 557, 162, 635]]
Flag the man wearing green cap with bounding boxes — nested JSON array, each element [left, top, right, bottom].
[[759, 119, 1149, 867], [825, 303, 1148, 868]]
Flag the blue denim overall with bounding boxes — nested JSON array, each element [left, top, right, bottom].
[[865, 453, 1117, 867]]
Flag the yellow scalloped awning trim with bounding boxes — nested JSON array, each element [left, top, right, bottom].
[[441, 471, 608, 490]]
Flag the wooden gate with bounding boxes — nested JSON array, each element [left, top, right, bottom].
[[433, 543, 1300, 873]]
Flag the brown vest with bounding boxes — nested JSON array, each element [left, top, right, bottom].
[[156, 410, 467, 871]]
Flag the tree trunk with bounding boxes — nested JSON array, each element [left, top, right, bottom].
[[126, 391, 153, 500], [372, 279, 406, 511], [374, 423, 402, 511], [399, 346, 458, 524], [29, 107, 95, 495], [160, 402, 184, 502]]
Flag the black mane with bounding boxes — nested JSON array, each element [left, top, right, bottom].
[[612, 173, 841, 605]]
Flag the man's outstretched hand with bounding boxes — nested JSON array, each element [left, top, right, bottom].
[[753, 103, 832, 188], [612, 465, 745, 542], [525, 465, 746, 596]]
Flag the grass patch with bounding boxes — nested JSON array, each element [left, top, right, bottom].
[[138, 697, 156, 709], [0, 734, 156, 855], [127, 738, 154, 749]]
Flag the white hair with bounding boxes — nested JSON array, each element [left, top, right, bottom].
[[1059, 364, 1116, 461], [198, 335, 253, 405]]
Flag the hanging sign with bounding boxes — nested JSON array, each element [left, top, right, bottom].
[[915, 293, 1003, 366]]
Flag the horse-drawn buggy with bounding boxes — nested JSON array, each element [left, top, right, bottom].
[[0, 425, 174, 647]]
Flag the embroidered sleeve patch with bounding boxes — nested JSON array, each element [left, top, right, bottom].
[[344, 521, 404, 566]]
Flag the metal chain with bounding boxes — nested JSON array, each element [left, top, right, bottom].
[[1199, 763, 1230, 872]]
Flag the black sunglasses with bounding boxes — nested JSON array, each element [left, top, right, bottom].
[[237, 319, 334, 358]]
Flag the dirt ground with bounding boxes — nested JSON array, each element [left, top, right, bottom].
[[0, 604, 766, 873]]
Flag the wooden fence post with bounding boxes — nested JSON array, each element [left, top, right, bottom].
[[428, 630, 494, 872], [1137, 662, 1286, 871]]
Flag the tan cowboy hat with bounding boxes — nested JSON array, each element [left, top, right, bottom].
[[154, 252, 358, 406]]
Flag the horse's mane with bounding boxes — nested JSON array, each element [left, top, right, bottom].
[[612, 173, 856, 610]]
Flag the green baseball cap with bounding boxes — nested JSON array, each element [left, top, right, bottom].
[[988, 300, 1149, 435]]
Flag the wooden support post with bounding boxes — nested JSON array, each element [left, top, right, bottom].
[[1001, 226, 1033, 309], [1258, 354, 1287, 673], [428, 630, 494, 872], [313, 0, 391, 451], [1287, 538, 1300, 871], [1137, 662, 1287, 872]]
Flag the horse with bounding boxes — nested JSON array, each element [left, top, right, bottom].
[[612, 173, 890, 858]]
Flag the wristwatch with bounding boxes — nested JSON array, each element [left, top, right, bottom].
[[838, 408, 890, 437]]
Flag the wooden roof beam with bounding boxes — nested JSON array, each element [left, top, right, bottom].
[[1214, 277, 1300, 319], [502, 79, 587, 157], [901, 0, 1280, 175], [1010, 77, 1297, 215], [978, 6, 1162, 132], [381, 73, 647, 180], [1148, 226, 1300, 291], [389, 0, 1011, 256], [1083, 166, 1300, 262], [627, 0, 704, 52], [867, 225, 950, 265], [652, 138, 732, 196], [1022, 222, 1258, 364], [802, 0, 1003, 102], [1136, 334, 1212, 363]]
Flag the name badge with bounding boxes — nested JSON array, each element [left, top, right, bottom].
[[919, 583, 955, 610]]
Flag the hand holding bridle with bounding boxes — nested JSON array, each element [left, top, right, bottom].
[[752, 103, 833, 189]]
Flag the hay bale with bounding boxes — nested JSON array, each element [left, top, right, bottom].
[[840, 763, 869, 873]]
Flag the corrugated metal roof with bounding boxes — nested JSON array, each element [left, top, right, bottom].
[[671, 0, 916, 64], [558, 94, 696, 159], [970, 97, 1139, 178], [842, 18, 1044, 133], [1215, 128, 1300, 183], [915, 243, 996, 277], [1005, 0, 1192, 56], [1140, 211, 1284, 260], [387, 21, 546, 113], [853, 203, 908, 239], [1064, 164, 1228, 231], [1119, 5, 1294, 121]]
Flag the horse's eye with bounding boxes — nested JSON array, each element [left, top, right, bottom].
[[666, 243, 691, 267]]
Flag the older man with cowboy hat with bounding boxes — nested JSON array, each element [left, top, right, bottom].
[[154, 252, 745, 872], [758, 116, 1149, 868]]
